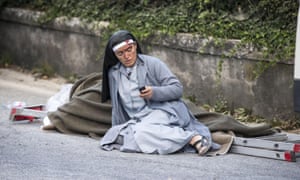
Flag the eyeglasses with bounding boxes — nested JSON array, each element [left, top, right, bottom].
[[115, 45, 134, 57]]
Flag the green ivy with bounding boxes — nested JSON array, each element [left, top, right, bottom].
[[1, 0, 298, 77]]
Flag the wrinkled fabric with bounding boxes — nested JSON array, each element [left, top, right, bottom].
[[101, 109, 197, 154], [100, 54, 214, 154], [48, 73, 111, 136], [47, 74, 278, 155]]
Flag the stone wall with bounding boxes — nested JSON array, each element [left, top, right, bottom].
[[0, 8, 297, 120], [0, 8, 108, 76]]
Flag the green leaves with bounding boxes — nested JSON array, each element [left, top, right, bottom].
[[1, 0, 298, 77]]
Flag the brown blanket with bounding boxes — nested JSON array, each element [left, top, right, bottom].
[[47, 72, 278, 155]]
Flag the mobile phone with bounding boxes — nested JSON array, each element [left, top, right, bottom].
[[139, 86, 146, 93]]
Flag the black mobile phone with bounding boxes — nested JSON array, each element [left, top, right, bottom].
[[139, 86, 146, 93]]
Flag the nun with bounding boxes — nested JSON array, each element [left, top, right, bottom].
[[100, 30, 217, 155]]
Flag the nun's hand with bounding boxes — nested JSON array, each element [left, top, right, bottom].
[[139, 86, 153, 100]]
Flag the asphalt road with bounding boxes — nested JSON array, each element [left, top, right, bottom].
[[0, 68, 300, 180]]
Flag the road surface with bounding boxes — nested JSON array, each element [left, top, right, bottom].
[[0, 68, 299, 180]]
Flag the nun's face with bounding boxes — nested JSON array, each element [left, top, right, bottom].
[[114, 43, 137, 67]]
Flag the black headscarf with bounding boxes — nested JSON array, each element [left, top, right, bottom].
[[101, 30, 143, 102]]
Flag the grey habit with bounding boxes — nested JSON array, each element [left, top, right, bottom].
[[100, 54, 218, 154]]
